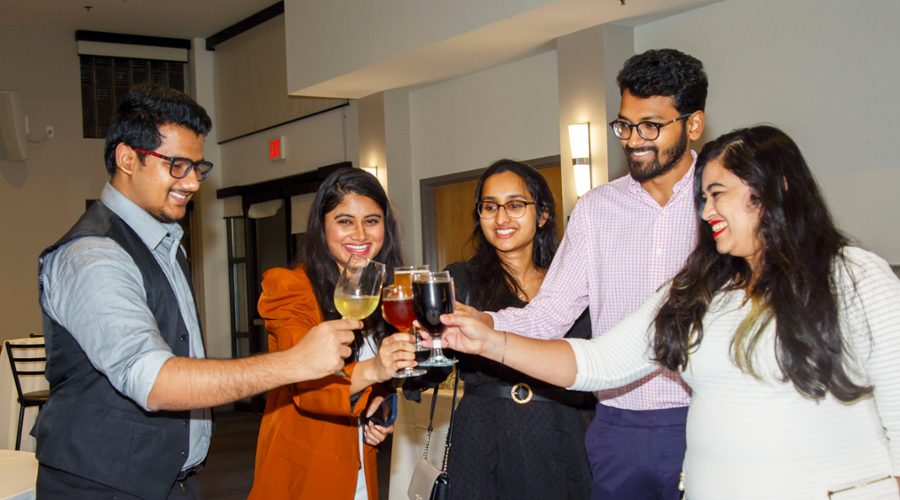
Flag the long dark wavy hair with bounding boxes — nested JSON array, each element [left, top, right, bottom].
[[294, 168, 404, 360], [653, 125, 871, 402], [465, 159, 559, 311]]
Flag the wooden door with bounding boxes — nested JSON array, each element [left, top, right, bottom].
[[432, 165, 563, 271]]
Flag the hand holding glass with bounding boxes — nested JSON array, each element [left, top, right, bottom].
[[394, 265, 430, 352], [382, 285, 426, 378], [413, 271, 457, 367], [333, 255, 385, 377]]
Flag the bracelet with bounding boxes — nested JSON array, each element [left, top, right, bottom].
[[500, 331, 508, 366]]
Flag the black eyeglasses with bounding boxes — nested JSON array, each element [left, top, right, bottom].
[[609, 113, 692, 141], [477, 200, 536, 219], [133, 148, 214, 181]]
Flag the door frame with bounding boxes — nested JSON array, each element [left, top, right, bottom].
[[217, 161, 351, 412], [419, 154, 560, 270]]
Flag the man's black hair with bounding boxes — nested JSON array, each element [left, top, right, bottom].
[[617, 49, 708, 115], [103, 84, 212, 176]]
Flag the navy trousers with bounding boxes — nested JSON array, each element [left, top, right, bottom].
[[585, 403, 688, 500]]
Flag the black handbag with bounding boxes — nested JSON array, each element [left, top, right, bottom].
[[407, 371, 460, 500]]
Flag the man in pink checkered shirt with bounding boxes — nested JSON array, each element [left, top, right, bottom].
[[481, 49, 708, 500]]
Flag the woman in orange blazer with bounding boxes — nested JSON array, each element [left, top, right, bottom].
[[249, 169, 417, 500]]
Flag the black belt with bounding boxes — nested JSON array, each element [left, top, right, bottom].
[[466, 382, 584, 406], [176, 464, 203, 481]]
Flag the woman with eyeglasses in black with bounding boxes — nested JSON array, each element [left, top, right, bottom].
[[442, 159, 592, 500]]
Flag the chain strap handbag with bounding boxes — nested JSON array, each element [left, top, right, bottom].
[[407, 370, 460, 500]]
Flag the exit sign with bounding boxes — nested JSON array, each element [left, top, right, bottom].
[[268, 136, 286, 162]]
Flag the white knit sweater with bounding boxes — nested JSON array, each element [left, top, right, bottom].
[[566, 247, 900, 499]]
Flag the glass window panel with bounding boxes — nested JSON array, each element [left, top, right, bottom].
[[232, 262, 248, 332], [235, 337, 250, 359], [231, 218, 246, 258], [259, 325, 270, 354], [255, 205, 287, 275]]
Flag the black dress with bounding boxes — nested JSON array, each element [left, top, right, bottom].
[[444, 261, 593, 500]]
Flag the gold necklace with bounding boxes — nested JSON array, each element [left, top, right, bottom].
[[517, 281, 530, 300], [516, 269, 543, 301]]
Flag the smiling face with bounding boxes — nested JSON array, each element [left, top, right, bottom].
[[618, 90, 696, 183], [478, 171, 544, 257], [113, 123, 204, 223], [701, 159, 766, 272], [324, 193, 385, 269]]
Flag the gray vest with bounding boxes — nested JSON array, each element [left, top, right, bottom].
[[35, 200, 195, 500]]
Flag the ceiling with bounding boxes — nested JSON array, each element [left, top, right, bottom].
[[291, 0, 725, 98], [0, 0, 279, 40]]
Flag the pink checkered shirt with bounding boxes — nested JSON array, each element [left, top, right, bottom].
[[490, 152, 698, 411]]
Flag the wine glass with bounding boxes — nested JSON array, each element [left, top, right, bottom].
[[382, 285, 426, 378], [412, 271, 457, 367], [333, 255, 386, 377], [393, 265, 429, 287], [394, 265, 430, 352]]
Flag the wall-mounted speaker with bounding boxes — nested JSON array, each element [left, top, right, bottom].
[[0, 91, 29, 162]]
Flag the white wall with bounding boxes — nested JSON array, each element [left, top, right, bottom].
[[408, 50, 560, 262], [557, 24, 634, 216], [635, 0, 900, 262], [0, 26, 109, 343], [284, 0, 554, 95], [214, 14, 346, 142], [218, 102, 358, 188]]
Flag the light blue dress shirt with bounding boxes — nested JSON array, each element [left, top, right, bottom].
[[40, 182, 212, 470]]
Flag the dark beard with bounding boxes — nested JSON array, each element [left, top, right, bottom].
[[150, 208, 180, 223], [149, 189, 189, 223], [625, 126, 689, 182]]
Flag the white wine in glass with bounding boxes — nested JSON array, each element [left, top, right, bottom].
[[333, 294, 380, 320], [332, 255, 386, 377]]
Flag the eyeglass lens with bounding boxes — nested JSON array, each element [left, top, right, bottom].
[[170, 159, 213, 180], [478, 201, 529, 219], [612, 121, 662, 141]]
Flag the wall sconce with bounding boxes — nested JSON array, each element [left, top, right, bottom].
[[568, 123, 591, 197], [363, 166, 378, 176]]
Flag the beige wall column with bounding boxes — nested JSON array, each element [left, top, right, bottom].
[[602, 25, 635, 183], [382, 88, 416, 264], [358, 92, 388, 190], [190, 39, 230, 360], [557, 24, 633, 218], [357, 89, 417, 263]]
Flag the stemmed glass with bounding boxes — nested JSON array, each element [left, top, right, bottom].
[[333, 255, 386, 377], [382, 285, 426, 378], [412, 271, 458, 367], [394, 265, 430, 352]]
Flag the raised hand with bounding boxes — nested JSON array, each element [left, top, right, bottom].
[[454, 302, 495, 328], [439, 307, 498, 355], [289, 319, 359, 381], [366, 333, 418, 382]]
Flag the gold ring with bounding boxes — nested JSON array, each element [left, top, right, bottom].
[[511, 383, 533, 404]]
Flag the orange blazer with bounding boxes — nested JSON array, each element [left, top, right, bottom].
[[249, 265, 385, 500]]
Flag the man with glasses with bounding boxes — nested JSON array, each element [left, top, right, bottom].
[[34, 85, 357, 500], [471, 49, 707, 500]]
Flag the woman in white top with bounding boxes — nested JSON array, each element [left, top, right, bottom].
[[435, 126, 900, 499]]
